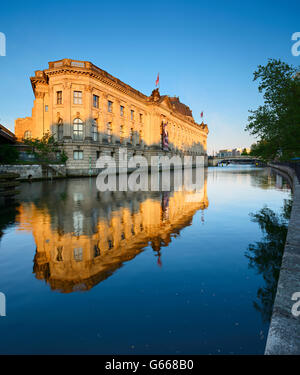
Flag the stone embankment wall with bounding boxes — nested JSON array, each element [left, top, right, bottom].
[[265, 164, 300, 355], [0, 165, 66, 180]]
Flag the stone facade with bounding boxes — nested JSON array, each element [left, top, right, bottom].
[[15, 58, 209, 174]]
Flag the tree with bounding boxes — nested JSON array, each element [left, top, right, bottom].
[[245, 59, 300, 161], [241, 148, 248, 156], [245, 199, 292, 322], [0, 144, 19, 164], [23, 132, 67, 163]]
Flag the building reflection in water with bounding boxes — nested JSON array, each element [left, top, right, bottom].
[[16, 169, 208, 293]]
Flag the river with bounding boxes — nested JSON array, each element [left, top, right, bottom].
[[0, 165, 292, 354]]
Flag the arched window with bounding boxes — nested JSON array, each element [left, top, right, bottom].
[[24, 130, 31, 140], [57, 118, 63, 141], [73, 118, 83, 141], [92, 119, 98, 141]]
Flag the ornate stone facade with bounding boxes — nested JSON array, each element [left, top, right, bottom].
[[15, 59, 209, 173]]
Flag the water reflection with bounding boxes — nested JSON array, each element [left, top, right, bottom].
[[245, 198, 292, 322], [16, 170, 208, 293]]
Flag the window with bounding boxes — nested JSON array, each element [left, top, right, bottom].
[[131, 110, 134, 121], [24, 130, 31, 140], [45, 105, 48, 112], [73, 118, 83, 140], [139, 113, 143, 123], [107, 122, 112, 143], [73, 91, 82, 104], [120, 125, 124, 143], [93, 94, 99, 108], [94, 244, 100, 258], [92, 119, 98, 141], [130, 128, 133, 142], [73, 150, 83, 160], [56, 247, 63, 262], [74, 248, 83, 262], [108, 100, 113, 112], [120, 105, 124, 117], [57, 91, 62, 105]]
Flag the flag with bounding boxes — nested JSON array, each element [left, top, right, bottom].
[[200, 111, 203, 118], [155, 73, 159, 87]]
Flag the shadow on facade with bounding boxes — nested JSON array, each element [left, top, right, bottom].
[[48, 118, 207, 172]]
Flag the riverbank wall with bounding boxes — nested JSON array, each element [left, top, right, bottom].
[[0, 164, 66, 181], [0, 155, 207, 181], [265, 164, 300, 355]]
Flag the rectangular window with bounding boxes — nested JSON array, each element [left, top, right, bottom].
[[108, 100, 113, 113], [57, 91, 62, 105], [73, 91, 82, 104], [130, 128, 133, 142], [93, 94, 99, 108], [94, 244, 100, 258], [92, 119, 98, 141], [140, 113, 143, 123], [120, 105, 124, 117], [74, 248, 83, 262], [45, 105, 48, 112], [73, 150, 83, 160], [131, 110, 134, 121]]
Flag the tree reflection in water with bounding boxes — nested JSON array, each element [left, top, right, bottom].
[[245, 199, 292, 323]]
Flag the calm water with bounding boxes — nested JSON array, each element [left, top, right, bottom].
[[0, 165, 291, 354]]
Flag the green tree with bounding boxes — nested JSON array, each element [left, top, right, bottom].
[[246, 59, 300, 161], [23, 132, 67, 163], [241, 148, 248, 156], [0, 144, 19, 164]]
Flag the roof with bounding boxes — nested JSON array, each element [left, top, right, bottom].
[[169, 96, 193, 117], [0, 124, 16, 144]]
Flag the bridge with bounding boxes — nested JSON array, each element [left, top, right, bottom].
[[208, 155, 261, 166]]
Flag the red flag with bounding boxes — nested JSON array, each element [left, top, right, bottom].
[[200, 111, 203, 118], [155, 73, 159, 87]]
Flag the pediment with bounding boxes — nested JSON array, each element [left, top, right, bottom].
[[159, 96, 173, 110]]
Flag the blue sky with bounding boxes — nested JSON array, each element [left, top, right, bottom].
[[0, 0, 299, 154]]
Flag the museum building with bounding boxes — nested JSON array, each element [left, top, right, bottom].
[[15, 59, 209, 174]]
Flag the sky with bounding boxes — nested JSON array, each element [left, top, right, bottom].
[[0, 0, 299, 154]]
